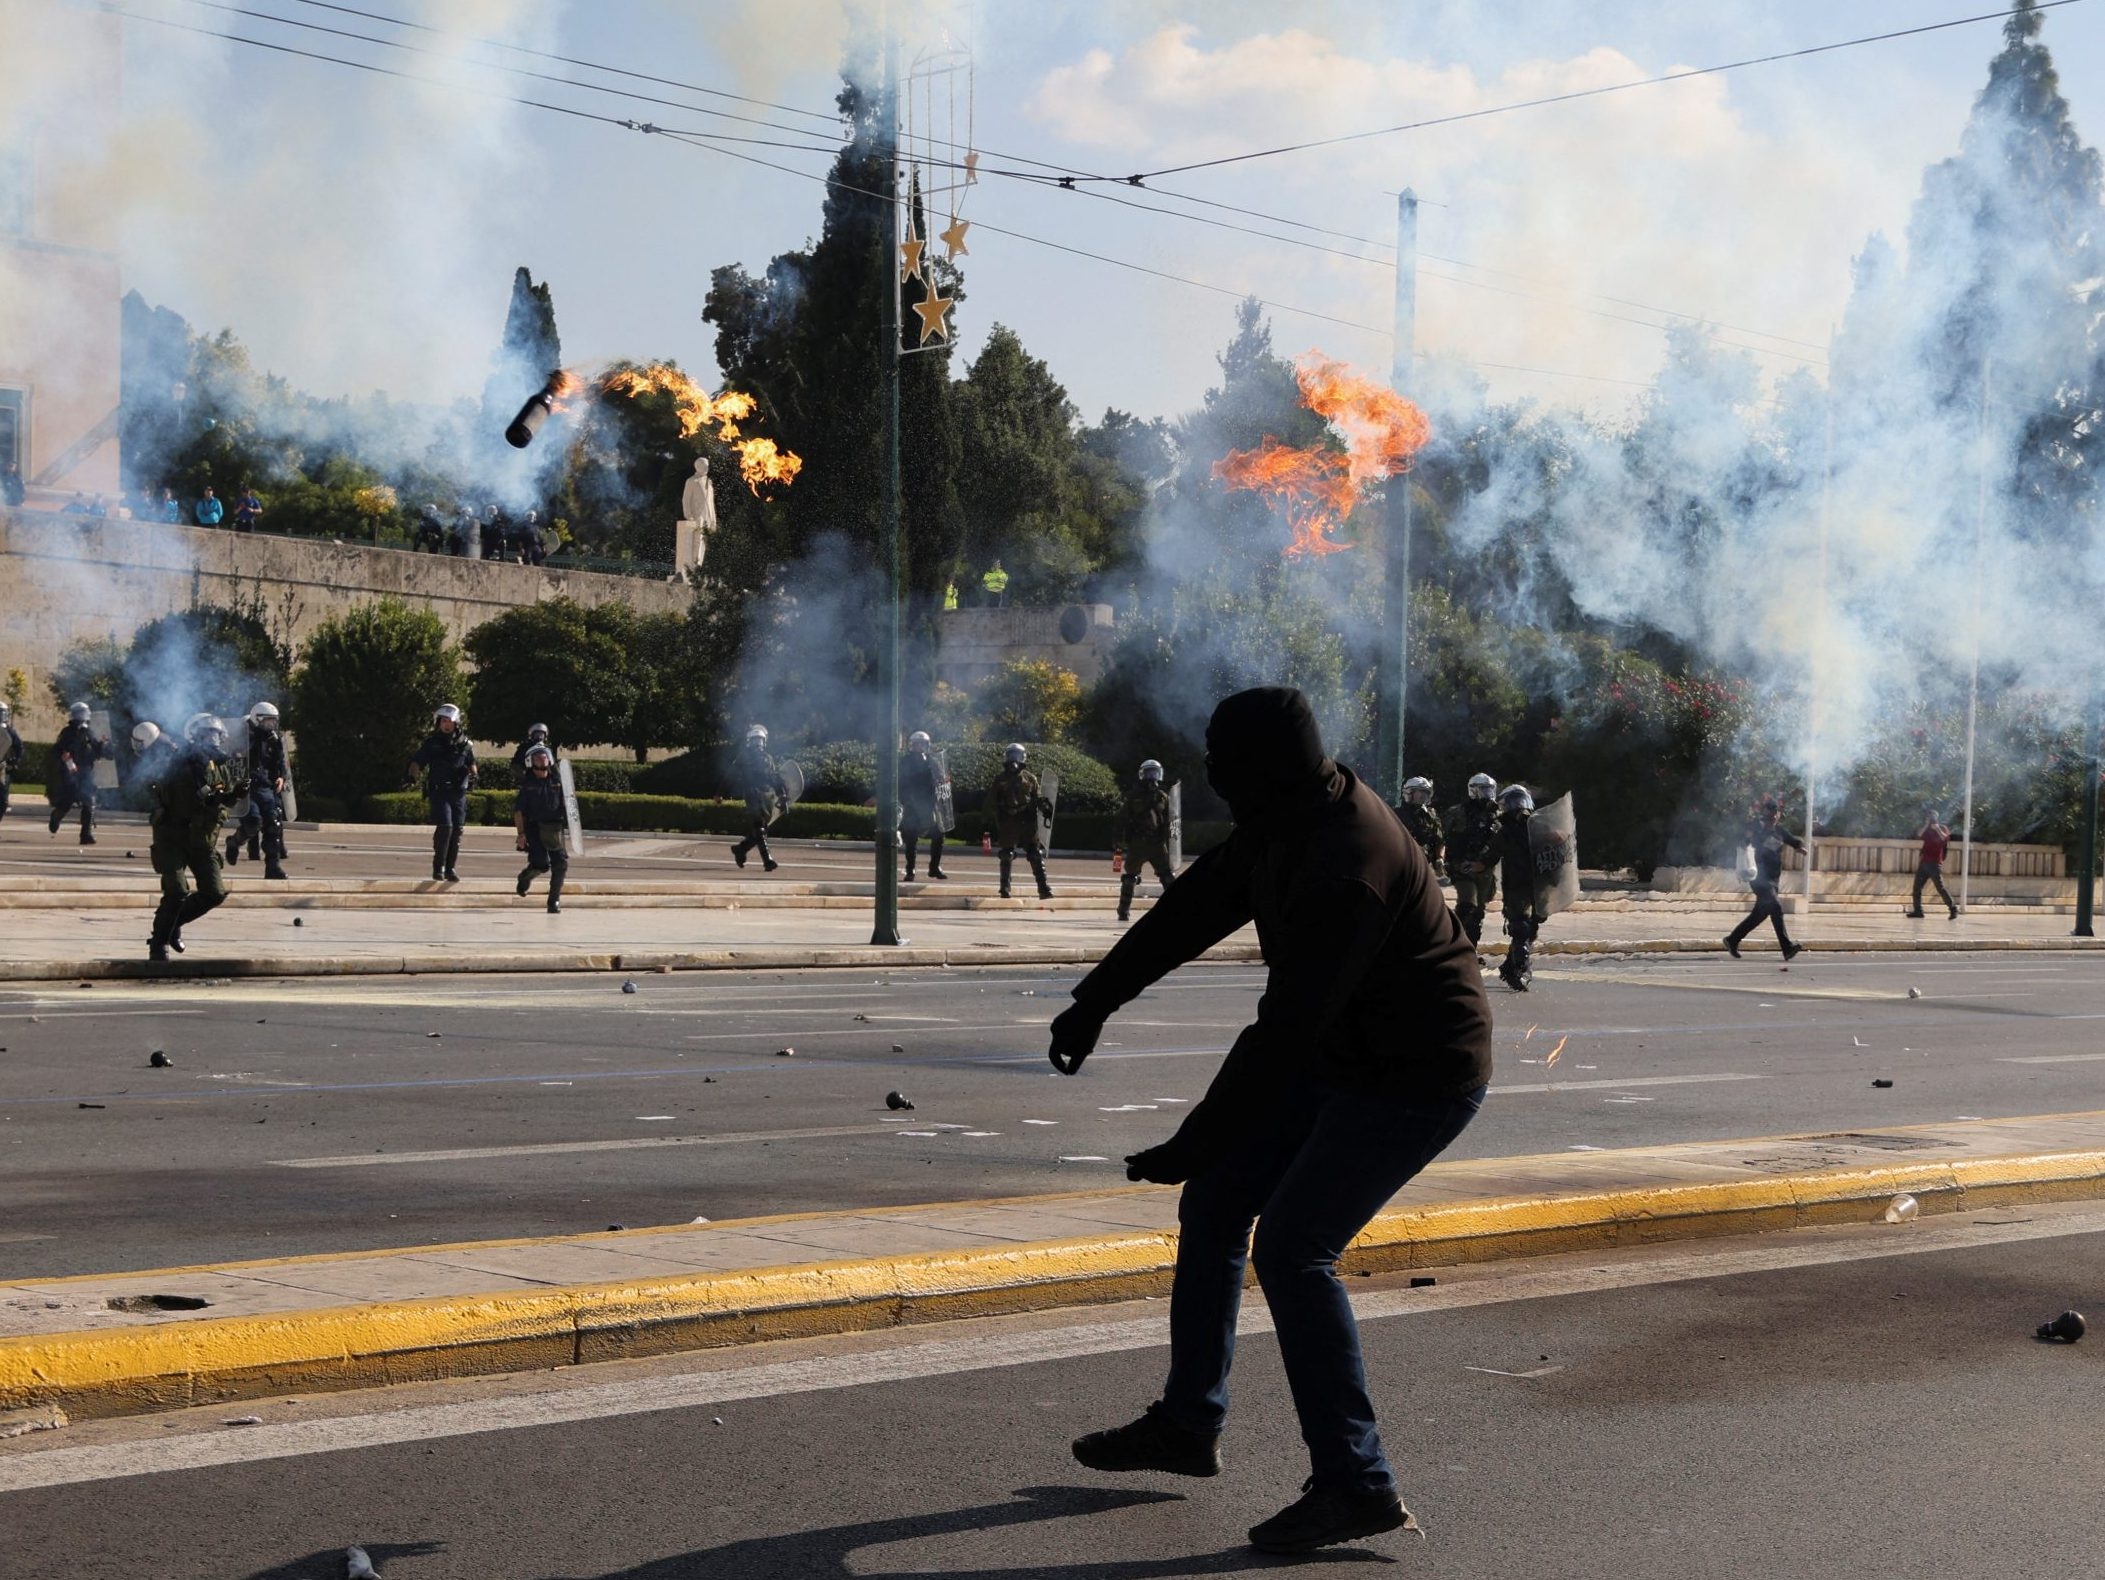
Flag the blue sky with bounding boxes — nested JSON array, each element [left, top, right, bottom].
[[56, 0, 2105, 424]]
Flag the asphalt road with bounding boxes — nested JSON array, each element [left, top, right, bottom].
[[5, 1205, 2102, 1578], [2, 951, 2102, 1278]]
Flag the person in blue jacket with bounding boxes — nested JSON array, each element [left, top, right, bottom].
[[194, 487, 224, 527]]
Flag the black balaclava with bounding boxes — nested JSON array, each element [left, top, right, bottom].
[[1205, 687, 1327, 826]]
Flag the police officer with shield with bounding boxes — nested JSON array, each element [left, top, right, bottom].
[[1495, 784, 1541, 991], [1443, 773, 1500, 945], [991, 743, 1054, 900], [1115, 759, 1176, 922], [226, 701, 290, 880], [513, 744, 571, 913], [899, 730, 950, 882], [730, 725, 787, 873], [148, 714, 243, 962], [408, 703, 478, 882]]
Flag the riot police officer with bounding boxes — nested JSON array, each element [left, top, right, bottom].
[[1396, 776, 1444, 875], [129, 721, 181, 809], [899, 730, 949, 882], [1444, 772, 1500, 945], [513, 744, 571, 913], [991, 743, 1055, 900], [408, 703, 478, 881], [226, 701, 290, 880], [1496, 784, 1541, 992], [730, 725, 787, 873], [48, 701, 109, 844], [511, 722, 557, 772], [0, 701, 21, 822], [1115, 759, 1176, 922], [148, 714, 243, 962]]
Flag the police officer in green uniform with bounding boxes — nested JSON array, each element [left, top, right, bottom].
[[148, 714, 242, 962], [729, 724, 786, 873], [1493, 784, 1544, 991], [1395, 776, 1444, 876], [991, 743, 1054, 900], [1115, 758, 1176, 922], [1443, 772, 1500, 945], [513, 744, 571, 913]]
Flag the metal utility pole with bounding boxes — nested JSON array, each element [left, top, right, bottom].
[[870, 26, 904, 947], [1373, 188, 1418, 804], [2077, 691, 2100, 938], [1803, 389, 1833, 911], [1959, 359, 1991, 915]]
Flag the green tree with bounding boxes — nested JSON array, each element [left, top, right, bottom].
[[977, 658, 1082, 744], [462, 597, 641, 754], [291, 600, 460, 800]]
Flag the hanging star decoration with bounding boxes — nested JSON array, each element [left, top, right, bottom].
[[912, 289, 955, 344], [963, 150, 980, 185], [940, 216, 971, 260], [900, 234, 925, 285]]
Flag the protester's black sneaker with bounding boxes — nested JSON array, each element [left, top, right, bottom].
[[1072, 1403, 1221, 1478], [1248, 1480, 1418, 1554], [1722, 935, 1741, 959], [1781, 941, 1803, 962]]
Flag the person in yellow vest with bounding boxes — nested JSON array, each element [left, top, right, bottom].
[[943, 581, 959, 611], [981, 559, 1010, 606]]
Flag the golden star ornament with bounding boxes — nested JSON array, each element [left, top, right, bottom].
[[900, 235, 925, 284], [939, 216, 971, 259], [912, 289, 955, 344]]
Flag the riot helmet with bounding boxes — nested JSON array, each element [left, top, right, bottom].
[[131, 720, 161, 750], [1004, 743, 1027, 767], [1499, 784, 1534, 815], [1759, 796, 1782, 821], [907, 730, 931, 751], [525, 744, 555, 770], [0, 702, 11, 727], [249, 700, 280, 730], [527, 722, 550, 744], [185, 713, 228, 757], [1467, 772, 1497, 800], [746, 725, 768, 746], [1402, 775, 1433, 807], [434, 703, 462, 732], [1139, 759, 1164, 784], [68, 701, 92, 725]]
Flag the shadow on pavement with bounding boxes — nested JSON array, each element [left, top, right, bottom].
[[548, 1485, 1395, 1578], [237, 1541, 447, 1579]]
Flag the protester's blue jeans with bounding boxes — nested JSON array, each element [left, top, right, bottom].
[[1160, 1079, 1487, 1496]]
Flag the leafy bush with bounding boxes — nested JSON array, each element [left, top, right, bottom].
[[462, 598, 653, 757], [976, 658, 1081, 743], [472, 757, 649, 794], [768, 739, 1119, 814], [291, 600, 461, 801]]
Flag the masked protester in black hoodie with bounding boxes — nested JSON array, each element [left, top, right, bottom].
[[1049, 687, 1493, 1556]]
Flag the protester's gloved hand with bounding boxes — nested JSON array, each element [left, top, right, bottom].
[[1048, 1001, 1108, 1075], [1125, 1141, 1194, 1185]]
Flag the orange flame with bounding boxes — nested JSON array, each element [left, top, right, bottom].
[[1212, 352, 1430, 557], [547, 368, 585, 413], [599, 363, 803, 495]]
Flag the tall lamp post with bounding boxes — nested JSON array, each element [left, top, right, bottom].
[[1373, 188, 1419, 804], [871, 28, 904, 947]]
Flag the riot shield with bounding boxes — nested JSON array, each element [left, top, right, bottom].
[[933, 748, 956, 833], [89, 709, 119, 792], [1530, 792, 1580, 917], [1034, 768, 1059, 849], [769, 760, 805, 827], [280, 733, 299, 824], [1167, 781, 1184, 872], [558, 757, 585, 856]]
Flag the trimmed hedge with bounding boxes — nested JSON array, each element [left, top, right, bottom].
[[9, 742, 55, 786], [363, 789, 876, 839], [471, 757, 651, 795], [638, 740, 1121, 814]]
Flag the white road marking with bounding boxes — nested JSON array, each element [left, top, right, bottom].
[[1493, 1072, 1763, 1096], [0, 1009, 205, 1021], [1997, 1052, 2105, 1064], [271, 1124, 892, 1167], [10, 1206, 2105, 1492]]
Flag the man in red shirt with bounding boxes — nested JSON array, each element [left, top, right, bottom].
[[1908, 808, 1958, 920]]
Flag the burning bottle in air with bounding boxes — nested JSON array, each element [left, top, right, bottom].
[[504, 370, 583, 449]]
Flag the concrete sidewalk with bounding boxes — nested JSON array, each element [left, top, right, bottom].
[[5, 1110, 2101, 1419]]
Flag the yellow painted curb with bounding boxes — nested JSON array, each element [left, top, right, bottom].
[[7, 1147, 2104, 1421]]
